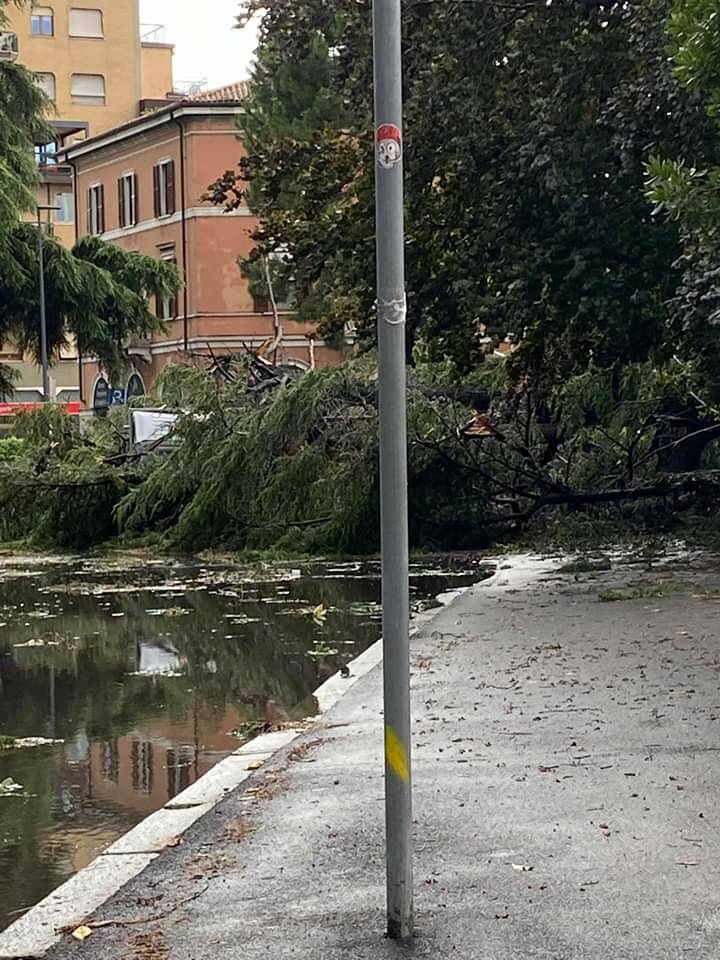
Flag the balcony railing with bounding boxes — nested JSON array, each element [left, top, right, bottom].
[[0, 32, 19, 62], [140, 23, 167, 44], [172, 79, 208, 97]]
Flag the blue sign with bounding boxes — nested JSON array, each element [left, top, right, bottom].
[[109, 388, 126, 406]]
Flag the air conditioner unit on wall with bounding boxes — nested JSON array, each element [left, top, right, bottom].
[[0, 33, 19, 62]]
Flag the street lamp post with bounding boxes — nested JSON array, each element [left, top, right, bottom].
[[372, 0, 413, 941], [36, 204, 58, 402]]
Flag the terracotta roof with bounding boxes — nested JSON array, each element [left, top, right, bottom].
[[186, 81, 249, 103]]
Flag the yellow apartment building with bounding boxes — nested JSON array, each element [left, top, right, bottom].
[[1, 1, 175, 403]]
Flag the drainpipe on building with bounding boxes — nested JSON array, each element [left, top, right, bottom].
[[171, 112, 190, 353], [66, 156, 84, 404]]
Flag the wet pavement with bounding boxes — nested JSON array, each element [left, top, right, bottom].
[[0, 553, 489, 930]]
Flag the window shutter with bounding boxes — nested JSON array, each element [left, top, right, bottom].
[[133, 173, 139, 224], [98, 185, 105, 234], [153, 165, 160, 218], [166, 161, 176, 215], [69, 8, 103, 37], [71, 74, 105, 100], [118, 177, 126, 228], [36, 73, 56, 100], [87, 189, 93, 234]]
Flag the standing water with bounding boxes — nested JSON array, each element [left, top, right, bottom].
[[0, 554, 490, 929]]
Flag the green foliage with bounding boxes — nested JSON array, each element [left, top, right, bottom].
[[668, 0, 720, 112], [0, 227, 180, 383], [0, 406, 131, 548], [0, 436, 24, 462], [13, 405, 79, 457], [211, 0, 716, 384], [645, 0, 720, 384], [116, 365, 383, 552]]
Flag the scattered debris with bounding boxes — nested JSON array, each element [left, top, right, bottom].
[[288, 739, 324, 762], [71, 925, 93, 942], [511, 863, 533, 872], [223, 817, 255, 843], [131, 930, 169, 960], [559, 557, 612, 574]]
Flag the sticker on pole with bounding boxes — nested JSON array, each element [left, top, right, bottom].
[[376, 123, 402, 169]]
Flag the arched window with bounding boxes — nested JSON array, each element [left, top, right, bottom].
[[127, 373, 145, 401]]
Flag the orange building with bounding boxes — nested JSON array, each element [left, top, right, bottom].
[[60, 86, 344, 404]]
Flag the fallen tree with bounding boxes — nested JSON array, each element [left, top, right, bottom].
[[4, 355, 720, 553]]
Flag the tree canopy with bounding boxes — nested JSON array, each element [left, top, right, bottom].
[[212, 0, 717, 385]]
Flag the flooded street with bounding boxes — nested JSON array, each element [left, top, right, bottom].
[[0, 553, 489, 930]]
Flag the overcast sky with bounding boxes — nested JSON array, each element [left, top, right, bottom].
[[140, 0, 259, 90]]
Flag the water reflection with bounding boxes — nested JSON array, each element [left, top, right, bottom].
[[0, 555, 489, 929]]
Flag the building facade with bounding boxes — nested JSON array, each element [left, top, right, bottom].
[[1, 1, 174, 402], [61, 90, 343, 405]]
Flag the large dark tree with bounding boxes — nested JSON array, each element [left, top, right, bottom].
[[211, 0, 714, 382]]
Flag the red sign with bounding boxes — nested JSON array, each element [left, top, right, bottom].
[[0, 401, 84, 417]]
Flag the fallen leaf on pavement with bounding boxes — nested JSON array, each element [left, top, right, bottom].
[[72, 926, 93, 942]]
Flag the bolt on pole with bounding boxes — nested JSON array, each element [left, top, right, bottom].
[[372, 0, 413, 941]]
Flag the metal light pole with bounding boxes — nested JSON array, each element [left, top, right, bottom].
[[36, 204, 57, 402], [372, 0, 413, 941]]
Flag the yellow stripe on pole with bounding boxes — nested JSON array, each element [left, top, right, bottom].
[[385, 725, 410, 784]]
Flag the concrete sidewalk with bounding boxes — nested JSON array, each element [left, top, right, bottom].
[[21, 556, 720, 958]]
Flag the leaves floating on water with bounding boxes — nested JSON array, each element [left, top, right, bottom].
[[12, 637, 59, 648], [308, 640, 338, 658], [295, 603, 329, 625], [0, 778, 24, 796], [145, 607, 192, 617], [311, 604, 328, 625], [0, 736, 63, 752]]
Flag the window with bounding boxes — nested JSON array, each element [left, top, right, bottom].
[[166, 747, 193, 798], [118, 172, 138, 228], [31, 6, 53, 35], [130, 740, 153, 795], [153, 160, 175, 218], [71, 73, 105, 105], [35, 72, 56, 100], [55, 192, 74, 223], [69, 8, 103, 37], [34, 140, 57, 166], [126, 373, 145, 400], [87, 183, 104, 235], [156, 245, 178, 320]]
